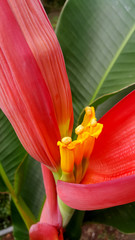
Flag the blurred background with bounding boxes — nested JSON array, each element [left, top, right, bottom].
[[41, 0, 66, 29]]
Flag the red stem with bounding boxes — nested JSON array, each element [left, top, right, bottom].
[[40, 164, 62, 228]]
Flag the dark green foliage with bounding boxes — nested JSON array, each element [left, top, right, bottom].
[[84, 202, 135, 233], [41, 0, 66, 13], [11, 201, 29, 240], [0, 194, 11, 230]]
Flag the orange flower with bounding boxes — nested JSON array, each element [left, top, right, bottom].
[[57, 107, 103, 183]]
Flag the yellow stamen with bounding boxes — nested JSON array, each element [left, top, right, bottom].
[[85, 106, 92, 115], [73, 140, 83, 165], [57, 106, 103, 184], [75, 125, 84, 135], [78, 132, 95, 159], [90, 123, 103, 138], [82, 106, 95, 127], [91, 118, 97, 127], [61, 136, 72, 145], [61, 147, 74, 172], [57, 139, 75, 173]]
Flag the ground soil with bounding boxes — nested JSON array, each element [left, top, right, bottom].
[[2, 224, 135, 240], [80, 224, 135, 240], [1, 233, 13, 240]]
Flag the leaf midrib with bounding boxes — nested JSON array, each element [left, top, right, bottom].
[[90, 23, 135, 104]]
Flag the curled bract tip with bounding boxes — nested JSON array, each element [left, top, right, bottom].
[[29, 223, 63, 240]]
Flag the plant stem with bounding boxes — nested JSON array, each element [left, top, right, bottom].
[[58, 197, 75, 227], [0, 163, 36, 230]]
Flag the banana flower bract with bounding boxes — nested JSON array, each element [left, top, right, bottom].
[[0, 0, 73, 171], [29, 223, 63, 240]]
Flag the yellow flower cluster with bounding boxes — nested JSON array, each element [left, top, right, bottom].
[[57, 107, 103, 183]]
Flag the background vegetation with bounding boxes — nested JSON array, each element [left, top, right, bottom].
[[0, 194, 11, 230]]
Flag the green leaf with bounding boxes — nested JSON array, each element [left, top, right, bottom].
[[84, 202, 135, 233], [0, 110, 26, 185], [0, 110, 36, 228], [14, 154, 28, 196], [64, 210, 85, 240], [0, 162, 36, 229], [94, 84, 135, 120], [56, 0, 135, 124], [14, 154, 45, 220], [0, 175, 7, 192], [76, 84, 133, 128], [18, 156, 45, 220], [11, 201, 29, 240], [0, 110, 45, 230], [77, 85, 135, 129]]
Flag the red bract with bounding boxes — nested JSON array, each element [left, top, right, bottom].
[[29, 223, 63, 240], [57, 91, 135, 210], [40, 165, 62, 228], [0, 0, 73, 170]]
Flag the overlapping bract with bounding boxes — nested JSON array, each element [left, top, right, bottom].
[[57, 91, 135, 210], [0, 0, 73, 170]]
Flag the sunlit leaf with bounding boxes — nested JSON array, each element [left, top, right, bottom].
[[56, 0, 135, 124]]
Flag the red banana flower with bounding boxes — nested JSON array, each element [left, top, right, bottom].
[[57, 91, 135, 210], [1, 0, 135, 238]]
